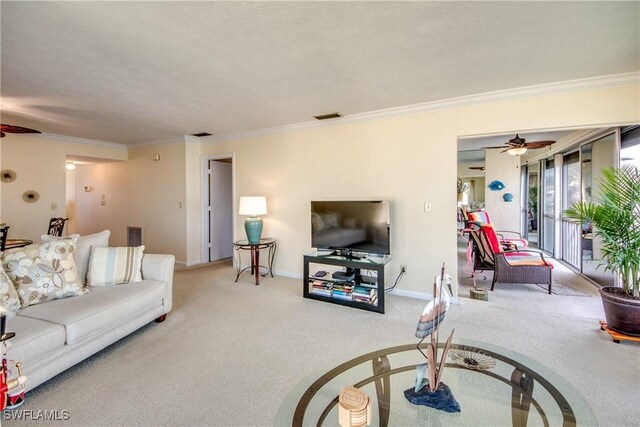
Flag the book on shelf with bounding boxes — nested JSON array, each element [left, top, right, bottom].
[[310, 288, 332, 297], [353, 286, 374, 296], [332, 293, 353, 301]]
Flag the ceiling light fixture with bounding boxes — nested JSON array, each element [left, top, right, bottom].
[[65, 161, 76, 171], [507, 147, 527, 156]]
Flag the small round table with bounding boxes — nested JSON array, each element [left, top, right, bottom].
[[4, 239, 33, 250], [232, 238, 276, 285]]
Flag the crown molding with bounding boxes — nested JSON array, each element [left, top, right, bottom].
[[127, 136, 188, 148], [38, 132, 126, 149], [208, 72, 639, 143]]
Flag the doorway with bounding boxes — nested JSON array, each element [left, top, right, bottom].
[[206, 158, 234, 262]]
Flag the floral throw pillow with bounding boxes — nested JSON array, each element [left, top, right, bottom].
[[3, 239, 87, 308], [0, 263, 21, 313]]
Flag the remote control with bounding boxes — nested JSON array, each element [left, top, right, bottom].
[[314, 270, 328, 277]]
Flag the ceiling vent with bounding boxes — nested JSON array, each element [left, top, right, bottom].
[[313, 112, 343, 120], [190, 132, 212, 137]]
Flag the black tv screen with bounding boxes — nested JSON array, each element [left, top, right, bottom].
[[311, 200, 390, 255]]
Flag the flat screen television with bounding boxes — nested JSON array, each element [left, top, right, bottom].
[[311, 200, 390, 255]]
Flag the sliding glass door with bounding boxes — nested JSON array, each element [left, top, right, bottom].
[[540, 159, 555, 254], [561, 151, 581, 269], [579, 133, 617, 286], [521, 163, 540, 246]]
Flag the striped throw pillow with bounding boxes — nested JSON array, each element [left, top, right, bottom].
[[88, 246, 145, 286]]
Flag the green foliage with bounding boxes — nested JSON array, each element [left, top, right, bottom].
[[564, 165, 640, 297]]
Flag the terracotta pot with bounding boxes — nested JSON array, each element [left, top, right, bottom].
[[600, 287, 640, 336]]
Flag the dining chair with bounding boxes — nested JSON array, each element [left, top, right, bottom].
[[47, 217, 69, 237], [0, 226, 9, 252]]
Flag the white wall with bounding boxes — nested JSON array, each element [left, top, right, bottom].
[[196, 85, 639, 298], [0, 134, 127, 241], [74, 140, 188, 262], [185, 139, 202, 265], [484, 149, 522, 231], [1, 84, 637, 298]]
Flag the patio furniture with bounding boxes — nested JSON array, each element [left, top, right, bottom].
[[461, 208, 528, 250], [463, 223, 553, 294]]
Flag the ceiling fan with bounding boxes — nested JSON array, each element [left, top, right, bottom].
[[0, 124, 41, 138], [468, 166, 485, 171], [486, 134, 555, 156]]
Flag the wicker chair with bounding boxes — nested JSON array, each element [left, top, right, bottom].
[[47, 217, 69, 237], [463, 223, 553, 294]]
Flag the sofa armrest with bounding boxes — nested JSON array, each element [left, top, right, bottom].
[[141, 254, 175, 313]]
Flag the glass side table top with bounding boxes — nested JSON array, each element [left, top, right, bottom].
[[277, 339, 597, 426], [233, 237, 275, 247]]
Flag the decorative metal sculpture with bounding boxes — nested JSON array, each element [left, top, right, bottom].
[[22, 190, 39, 203], [404, 263, 460, 412], [1, 313, 27, 410], [448, 348, 496, 371], [0, 170, 17, 183]]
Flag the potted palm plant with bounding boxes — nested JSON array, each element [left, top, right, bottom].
[[564, 165, 640, 336]]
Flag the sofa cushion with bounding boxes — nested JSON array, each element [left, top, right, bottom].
[[6, 315, 66, 367], [0, 263, 21, 313], [18, 280, 164, 345], [88, 246, 145, 286], [43, 230, 110, 285], [3, 239, 86, 308]]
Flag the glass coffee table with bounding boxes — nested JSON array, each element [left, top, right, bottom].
[[279, 340, 596, 426]]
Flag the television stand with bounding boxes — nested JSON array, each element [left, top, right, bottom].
[[303, 252, 391, 314]]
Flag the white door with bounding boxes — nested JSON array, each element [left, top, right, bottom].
[[209, 160, 233, 261]]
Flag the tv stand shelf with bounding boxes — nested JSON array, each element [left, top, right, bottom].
[[303, 252, 391, 314]]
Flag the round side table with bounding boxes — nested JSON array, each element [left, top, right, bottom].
[[232, 238, 276, 285]]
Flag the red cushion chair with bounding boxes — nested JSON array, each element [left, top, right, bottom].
[[465, 209, 528, 250], [463, 223, 553, 294]]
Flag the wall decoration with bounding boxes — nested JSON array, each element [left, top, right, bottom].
[[488, 180, 505, 191], [503, 193, 514, 202], [0, 170, 17, 183], [22, 190, 40, 203]]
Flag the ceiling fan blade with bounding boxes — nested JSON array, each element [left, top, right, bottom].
[[0, 124, 42, 135], [0, 131, 5, 138], [482, 145, 507, 149], [469, 166, 485, 170], [526, 140, 555, 149], [500, 147, 511, 153]]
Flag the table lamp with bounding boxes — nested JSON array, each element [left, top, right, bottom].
[[239, 196, 267, 244]]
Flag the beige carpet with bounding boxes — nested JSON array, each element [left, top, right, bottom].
[[4, 257, 640, 426]]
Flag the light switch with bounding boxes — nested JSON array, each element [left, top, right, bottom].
[[424, 202, 432, 212], [179, 202, 183, 209]]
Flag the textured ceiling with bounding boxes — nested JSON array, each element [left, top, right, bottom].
[[1, 1, 638, 145]]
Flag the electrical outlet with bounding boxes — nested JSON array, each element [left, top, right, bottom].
[[400, 265, 407, 274]]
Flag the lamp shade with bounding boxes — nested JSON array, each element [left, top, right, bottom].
[[239, 196, 267, 216], [507, 147, 527, 156]]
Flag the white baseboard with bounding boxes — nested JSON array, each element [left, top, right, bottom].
[[273, 270, 302, 279], [387, 288, 460, 304]]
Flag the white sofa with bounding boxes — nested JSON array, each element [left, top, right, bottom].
[[6, 250, 174, 392]]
